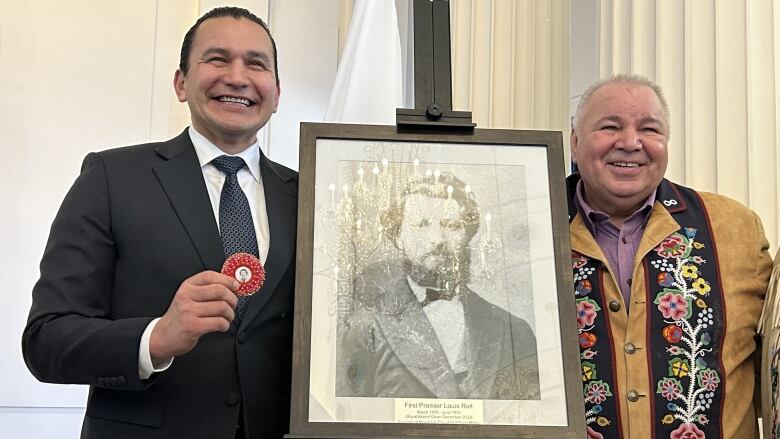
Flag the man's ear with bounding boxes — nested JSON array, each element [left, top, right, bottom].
[[173, 69, 187, 103], [272, 83, 281, 113], [570, 130, 579, 163]]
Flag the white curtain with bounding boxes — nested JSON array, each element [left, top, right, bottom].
[[594, 0, 780, 253], [335, 0, 571, 146], [326, 0, 404, 124]]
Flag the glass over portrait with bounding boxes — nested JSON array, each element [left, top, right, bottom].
[[309, 139, 563, 425]]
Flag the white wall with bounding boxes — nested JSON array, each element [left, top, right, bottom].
[[0, 1, 337, 437]]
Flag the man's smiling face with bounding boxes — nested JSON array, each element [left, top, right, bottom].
[[571, 82, 669, 217], [174, 16, 280, 152]]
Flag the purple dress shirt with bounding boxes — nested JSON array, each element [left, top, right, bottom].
[[575, 181, 655, 312]]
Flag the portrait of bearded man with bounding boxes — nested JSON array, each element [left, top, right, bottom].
[[336, 172, 540, 400]]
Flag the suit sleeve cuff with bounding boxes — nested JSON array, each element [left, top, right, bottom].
[[138, 318, 173, 380]]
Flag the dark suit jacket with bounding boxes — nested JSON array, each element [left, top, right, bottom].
[[22, 129, 297, 439], [337, 262, 540, 400]]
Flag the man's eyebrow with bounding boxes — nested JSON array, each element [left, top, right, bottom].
[[638, 116, 664, 125], [246, 50, 272, 62], [595, 114, 667, 131], [200, 48, 271, 63], [595, 115, 622, 124], [597, 115, 663, 124], [200, 47, 230, 58]]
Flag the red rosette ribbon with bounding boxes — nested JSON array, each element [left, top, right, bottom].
[[221, 252, 265, 297]]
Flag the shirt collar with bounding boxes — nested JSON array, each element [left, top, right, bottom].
[[407, 276, 427, 303], [574, 179, 656, 233], [188, 126, 262, 183]]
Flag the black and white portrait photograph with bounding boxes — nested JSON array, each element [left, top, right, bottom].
[[335, 168, 540, 401], [301, 132, 572, 427]]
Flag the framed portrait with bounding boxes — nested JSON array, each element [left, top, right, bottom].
[[761, 258, 780, 439], [287, 123, 584, 438]]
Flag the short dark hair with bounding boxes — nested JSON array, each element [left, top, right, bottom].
[[178, 6, 279, 86], [381, 172, 480, 245]]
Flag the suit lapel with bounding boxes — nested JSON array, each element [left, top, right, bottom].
[[635, 202, 681, 263], [462, 292, 505, 397], [374, 289, 460, 398], [239, 152, 297, 327], [152, 131, 224, 272]]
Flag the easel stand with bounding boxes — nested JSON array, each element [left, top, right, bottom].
[[396, 0, 475, 131]]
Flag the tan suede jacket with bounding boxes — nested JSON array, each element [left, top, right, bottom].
[[571, 191, 772, 438]]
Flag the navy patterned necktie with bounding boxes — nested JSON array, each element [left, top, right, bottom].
[[212, 155, 258, 322]]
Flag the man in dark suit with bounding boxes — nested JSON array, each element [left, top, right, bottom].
[[22, 7, 296, 439], [336, 173, 540, 400]]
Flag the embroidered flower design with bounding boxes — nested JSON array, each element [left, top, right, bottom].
[[576, 279, 593, 296], [596, 417, 610, 427], [576, 299, 600, 328], [582, 361, 596, 381], [681, 264, 698, 279], [697, 308, 714, 327], [579, 332, 597, 349], [574, 266, 596, 281], [666, 345, 683, 355], [655, 234, 689, 258], [657, 272, 675, 287], [692, 278, 710, 295], [586, 426, 604, 439], [696, 369, 720, 391], [668, 357, 690, 378], [697, 391, 714, 409], [581, 348, 596, 359], [650, 225, 718, 436], [572, 253, 588, 269], [655, 292, 689, 320], [657, 377, 683, 401], [670, 422, 705, 439], [584, 380, 612, 404], [662, 324, 683, 343], [651, 258, 673, 271]]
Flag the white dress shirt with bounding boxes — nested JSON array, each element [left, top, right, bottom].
[[408, 277, 467, 373], [138, 127, 270, 379]]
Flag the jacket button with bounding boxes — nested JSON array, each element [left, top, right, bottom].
[[97, 377, 105, 386], [608, 300, 621, 312], [626, 390, 639, 402], [237, 333, 246, 344], [116, 376, 127, 386], [225, 392, 240, 407], [624, 343, 637, 354]]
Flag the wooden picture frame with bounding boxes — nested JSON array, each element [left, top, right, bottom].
[[287, 123, 584, 438]]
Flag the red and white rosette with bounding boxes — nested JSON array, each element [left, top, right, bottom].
[[221, 252, 265, 297]]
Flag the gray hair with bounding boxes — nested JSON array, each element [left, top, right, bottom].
[[572, 74, 670, 132]]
